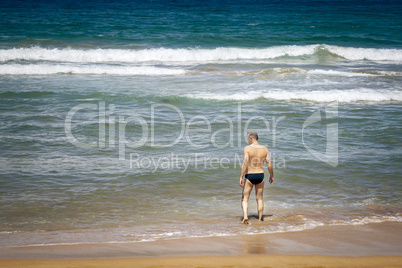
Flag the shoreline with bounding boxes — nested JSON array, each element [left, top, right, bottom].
[[0, 222, 401, 267]]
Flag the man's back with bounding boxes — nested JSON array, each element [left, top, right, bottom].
[[244, 144, 268, 174]]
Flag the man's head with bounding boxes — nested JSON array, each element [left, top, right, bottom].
[[247, 132, 258, 144]]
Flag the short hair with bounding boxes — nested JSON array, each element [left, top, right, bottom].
[[248, 132, 258, 140]]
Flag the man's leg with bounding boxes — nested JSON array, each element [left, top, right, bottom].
[[241, 179, 253, 224], [255, 180, 265, 221]]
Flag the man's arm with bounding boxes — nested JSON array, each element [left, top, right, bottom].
[[239, 147, 249, 188], [266, 149, 274, 184]]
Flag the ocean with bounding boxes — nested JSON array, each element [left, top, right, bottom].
[[0, 0, 401, 247]]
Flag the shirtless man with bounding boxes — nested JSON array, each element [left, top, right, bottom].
[[239, 132, 274, 224]]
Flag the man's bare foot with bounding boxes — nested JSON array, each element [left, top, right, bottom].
[[242, 218, 249, 224]]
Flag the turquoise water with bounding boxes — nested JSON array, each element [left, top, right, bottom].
[[0, 0, 401, 246]]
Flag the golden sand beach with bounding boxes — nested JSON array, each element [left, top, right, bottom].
[[1, 222, 401, 268], [2, 255, 402, 268]]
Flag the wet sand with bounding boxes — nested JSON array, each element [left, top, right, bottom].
[[2, 255, 402, 268], [0, 222, 401, 267]]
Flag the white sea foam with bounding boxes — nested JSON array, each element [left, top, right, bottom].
[[326, 45, 402, 61], [1, 45, 401, 63], [0, 45, 316, 63], [307, 69, 375, 77], [0, 64, 186, 75], [187, 89, 402, 103], [330, 215, 402, 226], [223, 68, 398, 77]]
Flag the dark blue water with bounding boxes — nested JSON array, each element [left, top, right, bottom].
[[1, 0, 401, 49]]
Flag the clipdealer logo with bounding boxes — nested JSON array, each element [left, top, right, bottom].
[[64, 101, 338, 169], [302, 102, 338, 167]]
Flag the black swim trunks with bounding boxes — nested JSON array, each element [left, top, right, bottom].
[[245, 173, 264, 185]]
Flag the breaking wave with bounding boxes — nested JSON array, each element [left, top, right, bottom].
[[186, 89, 402, 103], [0, 64, 186, 75], [1, 45, 401, 63]]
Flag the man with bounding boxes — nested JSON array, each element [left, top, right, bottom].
[[239, 132, 274, 224]]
